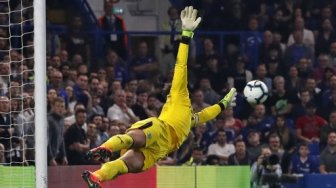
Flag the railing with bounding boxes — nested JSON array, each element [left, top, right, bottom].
[[46, 25, 261, 69]]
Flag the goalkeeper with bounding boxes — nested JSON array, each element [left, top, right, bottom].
[[82, 6, 237, 188]]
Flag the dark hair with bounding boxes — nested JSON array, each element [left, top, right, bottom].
[[298, 142, 309, 148], [52, 97, 65, 105], [90, 114, 102, 122], [206, 155, 220, 165], [75, 108, 87, 116], [234, 138, 245, 146], [167, 6, 179, 15], [89, 76, 99, 83]]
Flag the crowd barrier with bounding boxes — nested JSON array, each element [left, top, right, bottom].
[[1, 165, 336, 188]]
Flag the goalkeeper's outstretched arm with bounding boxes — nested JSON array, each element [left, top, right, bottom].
[[191, 88, 237, 126]]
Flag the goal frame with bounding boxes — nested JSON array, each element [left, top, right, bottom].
[[33, 0, 47, 187]]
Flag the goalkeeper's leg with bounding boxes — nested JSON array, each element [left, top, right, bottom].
[[83, 149, 145, 187], [87, 130, 146, 162]]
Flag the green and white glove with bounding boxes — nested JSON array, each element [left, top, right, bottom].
[[180, 6, 202, 38], [219, 88, 237, 109]]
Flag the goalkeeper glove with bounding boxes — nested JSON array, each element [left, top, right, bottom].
[[219, 88, 237, 109], [180, 6, 202, 38]]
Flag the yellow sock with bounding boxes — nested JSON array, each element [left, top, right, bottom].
[[101, 134, 133, 151], [94, 159, 129, 181]]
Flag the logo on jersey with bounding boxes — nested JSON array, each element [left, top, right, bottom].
[[147, 132, 152, 139]]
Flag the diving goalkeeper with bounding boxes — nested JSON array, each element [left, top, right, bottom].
[[82, 6, 237, 188]]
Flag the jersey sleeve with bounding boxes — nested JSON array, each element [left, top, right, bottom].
[[191, 104, 222, 127]]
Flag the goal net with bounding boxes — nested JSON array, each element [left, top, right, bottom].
[[0, 0, 37, 187]]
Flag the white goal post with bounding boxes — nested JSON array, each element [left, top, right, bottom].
[[34, 0, 47, 187]]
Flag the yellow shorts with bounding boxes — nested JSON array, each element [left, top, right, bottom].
[[126, 117, 176, 171]]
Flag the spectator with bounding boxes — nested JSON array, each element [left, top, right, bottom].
[[64, 108, 91, 165], [319, 67, 335, 93], [313, 54, 332, 84], [47, 88, 57, 113], [284, 30, 314, 68], [160, 6, 181, 57], [73, 74, 91, 107], [297, 58, 313, 79], [206, 154, 220, 165], [222, 107, 243, 138], [129, 90, 152, 120], [91, 95, 104, 117], [65, 85, 76, 115], [268, 75, 295, 117], [241, 104, 274, 142], [192, 89, 210, 113], [129, 41, 159, 80], [315, 19, 336, 56], [258, 30, 282, 64], [195, 38, 221, 71], [86, 123, 98, 149], [285, 66, 304, 93], [207, 129, 235, 165], [147, 93, 162, 117], [198, 78, 221, 105], [322, 75, 336, 108], [320, 111, 336, 149], [199, 56, 227, 93], [59, 50, 69, 65], [0, 96, 17, 163], [242, 16, 263, 70], [266, 56, 283, 79], [330, 42, 336, 65], [107, 89, 139, 125], [67, 67, 78, 86], [97, 68, 107, 83], [108, 123, 120, 137], [295, 101, 327, 143], [270, 115, 296, 151], [47, 97, 68, 166], [184, 146, 206, 166], [264, 9, 289, 39], [319, 132, 336, 174], [254, 64, 272, 91], [91, 114, 108, 146], [98, 0, 128, 60], [0, 143, 4, 163], [88, 76, 100, 97], [192, 123, 209, 152], [104, 49, 128, 84], [64, 102, 87, 132], [47, 70, 67, 104], [228, 139, 251, 166], [62, 16, 90, 63], [290, 143, 319, 174], [292, 88, 312, 120], [125, 79, 138, 94], [227, 55, 253, 93], [246, 130, 263, 162], [287, 17, 315, 50], [304, 77, 322, 105]]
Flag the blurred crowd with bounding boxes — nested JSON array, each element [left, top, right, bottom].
[[0, 0, 336, 177]]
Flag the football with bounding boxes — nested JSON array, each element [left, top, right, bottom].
[[243, 80, 269, 105]]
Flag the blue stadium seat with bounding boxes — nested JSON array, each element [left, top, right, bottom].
[[308, 142, 320, 156]]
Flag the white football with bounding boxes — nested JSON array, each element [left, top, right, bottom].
[[243, 80, 269, 105]]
